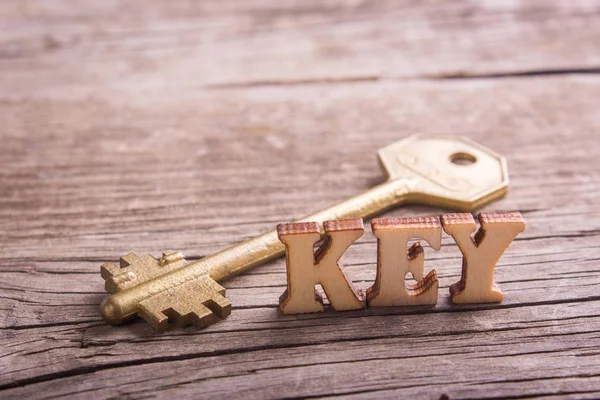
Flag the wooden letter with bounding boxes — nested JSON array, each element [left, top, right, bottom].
[[278, 219, 366, 314], [367, 217, 441, 307], [441, 212, 526, 304]]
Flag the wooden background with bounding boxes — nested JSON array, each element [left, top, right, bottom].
[[2, 1, 600, 398]]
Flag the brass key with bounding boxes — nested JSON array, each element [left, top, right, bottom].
[[100, 136, 509, 331]]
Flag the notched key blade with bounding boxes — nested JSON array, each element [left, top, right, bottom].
[[138, 275, 232, 332], [100, 251, 188, 294]]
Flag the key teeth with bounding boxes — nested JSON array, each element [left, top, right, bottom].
[[101, 251, 189, 294], [139, 305, 170, 332], [205, 292, 232, 319], [120, 253, 139, 268], [101, 253, 231, 331], [138, 276, 232, 332], [140, 298, 232, 331], [100, 262, 120, 280]]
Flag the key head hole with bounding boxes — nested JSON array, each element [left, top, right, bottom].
[[450, 152, 477, 166]]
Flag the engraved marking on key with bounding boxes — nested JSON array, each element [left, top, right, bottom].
[[100, 135, 509, 331]]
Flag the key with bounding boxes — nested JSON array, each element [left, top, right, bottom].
[[100, 135, 509, 331]]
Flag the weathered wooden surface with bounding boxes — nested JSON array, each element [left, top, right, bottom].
[[2, 1, 600, 398]]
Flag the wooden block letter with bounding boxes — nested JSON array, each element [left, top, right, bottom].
[[278, 218, 366, 314], [367, 217, 441, 307], [441, 212, 526, 304]]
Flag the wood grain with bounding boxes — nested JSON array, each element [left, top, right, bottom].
[[2, 0, 600, 93], [2, 1, 600, 398]]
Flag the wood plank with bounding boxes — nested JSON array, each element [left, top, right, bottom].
[[1, 76, 599, 261], [1, 74, 600, 397], [3, 300, 600, 397], [4, 264, 600, 391], [1, 0, 600, 95], [2, 1, 600, 397], [2, 221, 599, 329]]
